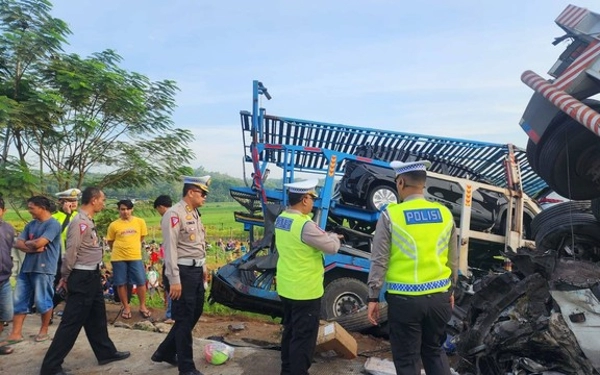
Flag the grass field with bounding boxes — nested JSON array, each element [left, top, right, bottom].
[[3, 200, 259, 245]]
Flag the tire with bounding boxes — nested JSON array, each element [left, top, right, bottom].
[[536, 100, 600, 199], [535, 212, 600, 252], [368, 185, 398, 210], [330, 302, 389, 333], [321, 277, 368, 320], [496, 211, 535, 240], [531, 201, 591, 238]]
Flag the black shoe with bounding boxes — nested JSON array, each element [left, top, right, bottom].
[[98, 351, 131, 365], [179, 370, 203, 375], [151, 351, 177, 366]]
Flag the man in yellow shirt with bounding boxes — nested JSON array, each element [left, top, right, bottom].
[[107, 199, 150, 319]]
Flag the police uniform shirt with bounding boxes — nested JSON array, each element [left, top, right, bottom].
[[161, 200, 206, 285], [285, 209, 340, 254], [61, 211, 102, 280], [367, 194, 458, 299]]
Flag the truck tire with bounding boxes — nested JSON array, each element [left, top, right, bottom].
[[330, 302, 389, 333], [535, 212, 600, 252], [321, 277, 368, 321], [537, 100, 600, 199], [531, 201, 591, 238], [368, 184, 398, 211]]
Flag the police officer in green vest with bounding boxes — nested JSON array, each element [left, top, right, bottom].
[[367, 161, 458, 375], [52, 188, 81, 308], [275, 179, 341, 375]]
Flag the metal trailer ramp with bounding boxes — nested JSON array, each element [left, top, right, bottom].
[[240, 111, 547, 198]]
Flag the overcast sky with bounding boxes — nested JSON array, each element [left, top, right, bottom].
[[51, 0, 599, 178]]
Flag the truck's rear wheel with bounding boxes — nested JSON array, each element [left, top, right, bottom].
[[321, 277, 368, 321], [536, 99, 600, 199]]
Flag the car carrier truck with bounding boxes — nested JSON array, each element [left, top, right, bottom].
[[209, 81, 546, 331]]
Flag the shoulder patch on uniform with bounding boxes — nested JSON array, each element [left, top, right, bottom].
[[79, 223, 88, 233], [404, 208, 443, 225], [170, 216, 180, 227], [274, 216, 293, 231]]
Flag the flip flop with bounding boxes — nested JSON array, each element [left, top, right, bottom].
[[34, 334, 50, 342], [0, 338, 23, 347], [121, 310, 132, 319], [0, 346, 13, 355], [140, 309, 152, 319]]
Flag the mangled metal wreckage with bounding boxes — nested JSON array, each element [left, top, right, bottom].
[[455, 202, 600, 375]]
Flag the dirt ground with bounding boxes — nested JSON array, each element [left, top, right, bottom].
[[101, 301, 393, 360]]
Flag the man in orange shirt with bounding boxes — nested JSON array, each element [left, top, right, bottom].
[[106, 199, 150, 319]]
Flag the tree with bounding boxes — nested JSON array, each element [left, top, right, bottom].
[[0, 0, 195, 196], [0, 0, 69, 196]]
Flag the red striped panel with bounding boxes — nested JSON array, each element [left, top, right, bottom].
[[556, 4, 588, 28], [554, 41, 600, 90]]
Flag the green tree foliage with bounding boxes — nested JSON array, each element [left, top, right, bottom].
[[0, 0, 194, 197]]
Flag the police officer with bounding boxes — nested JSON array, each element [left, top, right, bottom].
[[41, 187, 130, 375], [275, 179, 341, 375], [367, 161, 458, 375], [151, 176, 210, 375], [52, 188, 81, 308]]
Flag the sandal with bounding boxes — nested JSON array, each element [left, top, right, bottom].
[[0, 338, 23, 347], [121, 310, 132, 319], [34, 334, 50, 342], [0, 346, 13, 355], [140, 309, 152, 319]]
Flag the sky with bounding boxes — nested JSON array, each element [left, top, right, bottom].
[[50, 0, 600, 179]]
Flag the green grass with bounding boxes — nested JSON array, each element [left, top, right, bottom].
[[3, 200, 261, 245]]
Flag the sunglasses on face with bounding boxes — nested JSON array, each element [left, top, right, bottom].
[[191, 189, 208, 198]]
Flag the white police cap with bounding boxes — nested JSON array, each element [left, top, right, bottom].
[[182, 175, 211, 192], [390, 160, 432, 176], [284, 179, 318, 196], [55, 188, 81, 200]]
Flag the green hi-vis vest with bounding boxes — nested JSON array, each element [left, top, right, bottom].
[[385, 199, 453, 296], [52, 210, 77, 253], [275, 211, 325, 300]]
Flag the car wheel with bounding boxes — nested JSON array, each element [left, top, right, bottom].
[[321, 277, 368, 321], [368, 185, 398, 210]]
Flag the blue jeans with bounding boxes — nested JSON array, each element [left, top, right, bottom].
[[14, 272, 54, 315], [0, 280, 13, 322], [111, 260, 146, 286]]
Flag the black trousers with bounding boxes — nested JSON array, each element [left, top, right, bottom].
[[280, 296, 321, 375], [386, 291, 452, 375], [40, 269, 117, 375], [52, 257, 63, 308], [155, 265, 205, 373]]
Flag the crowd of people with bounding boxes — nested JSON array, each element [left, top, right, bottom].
[[0, 161, 458, 375], [0, 175, 212, 375]]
